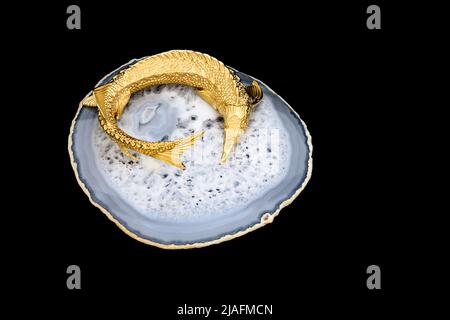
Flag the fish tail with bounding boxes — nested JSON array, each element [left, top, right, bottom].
[[152, 131, 204, 169]]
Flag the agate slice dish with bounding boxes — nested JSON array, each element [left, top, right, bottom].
[[69, 58, 312, 248]]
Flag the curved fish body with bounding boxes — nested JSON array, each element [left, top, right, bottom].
[[82, 50, 263, 168]]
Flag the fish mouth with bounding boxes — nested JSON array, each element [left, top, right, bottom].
[[221, 127, 244, 162]]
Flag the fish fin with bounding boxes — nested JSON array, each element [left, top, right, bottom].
[[119, 144, 139, 161], [245, 80, 263, 107], [196, 89, 220, 110], [81, 92, 98, 107], [93, 83, 112, 119], [221, 127, 243, 162], [115, 90, 131, 120], [152, 131, 204, 169]]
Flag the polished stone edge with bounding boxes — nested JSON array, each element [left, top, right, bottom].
[[68, 69, 313, 250]]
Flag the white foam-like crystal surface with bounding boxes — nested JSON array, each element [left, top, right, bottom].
[[93, 85, 291, 221], [71, 66, 311, 245]]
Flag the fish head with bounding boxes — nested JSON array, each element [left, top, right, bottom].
[[245, 80, 263, 108], [221, 81, 264, 162]]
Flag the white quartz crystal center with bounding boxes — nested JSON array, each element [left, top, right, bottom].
[[93, 85, 291, 221]]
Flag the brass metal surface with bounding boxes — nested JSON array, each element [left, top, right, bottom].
[[82, 50, 263, 168]]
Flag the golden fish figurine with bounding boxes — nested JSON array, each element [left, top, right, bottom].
[[81, 50, 263, 168]]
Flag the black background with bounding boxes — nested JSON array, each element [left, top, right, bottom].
[[13, 0, 442, 316]]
